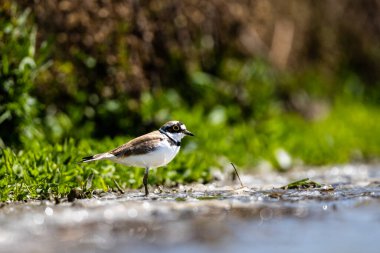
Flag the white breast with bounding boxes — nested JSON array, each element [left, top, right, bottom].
[[112, 139, 180, 168]]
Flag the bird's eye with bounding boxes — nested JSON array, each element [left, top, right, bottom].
[[173, 125, 180, 131]]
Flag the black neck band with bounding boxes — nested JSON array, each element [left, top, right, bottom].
[[159, 129, 181, 146]]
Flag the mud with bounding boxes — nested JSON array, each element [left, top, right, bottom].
[[0, 164, 379, 253]]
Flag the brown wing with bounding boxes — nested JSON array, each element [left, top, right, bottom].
[[110, 130, 164, 157]]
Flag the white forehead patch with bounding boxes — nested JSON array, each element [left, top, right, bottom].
[[180, 124, 186, 130]]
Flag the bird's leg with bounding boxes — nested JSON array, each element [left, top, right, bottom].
[[143, 167, 149, 196]]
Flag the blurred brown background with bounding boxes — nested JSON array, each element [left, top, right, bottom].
[[17, 0, 380, 99]]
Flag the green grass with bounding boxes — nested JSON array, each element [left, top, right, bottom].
[[280, 178, 322, 190], [1, 100, 379, 202], [0, 138, 212, 202]]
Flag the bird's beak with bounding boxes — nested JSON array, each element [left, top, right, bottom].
[[183, 129, 194, 136]]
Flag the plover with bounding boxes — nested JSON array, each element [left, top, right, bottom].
[[81, 121, 194, 196]]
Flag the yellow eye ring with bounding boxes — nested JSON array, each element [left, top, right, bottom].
[[173, 125, 180, 131]]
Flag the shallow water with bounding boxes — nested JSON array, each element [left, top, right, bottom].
[[0, 164, 379, 253]]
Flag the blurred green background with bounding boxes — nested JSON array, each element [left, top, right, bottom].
[[1, 1, 380, 200]]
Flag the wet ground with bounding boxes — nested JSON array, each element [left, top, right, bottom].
[[0, 164, 380, 253]]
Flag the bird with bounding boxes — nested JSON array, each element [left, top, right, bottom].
[[80, 120, 194, 196]]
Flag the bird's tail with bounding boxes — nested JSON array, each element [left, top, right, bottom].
[[80, 152, 114, 163]]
